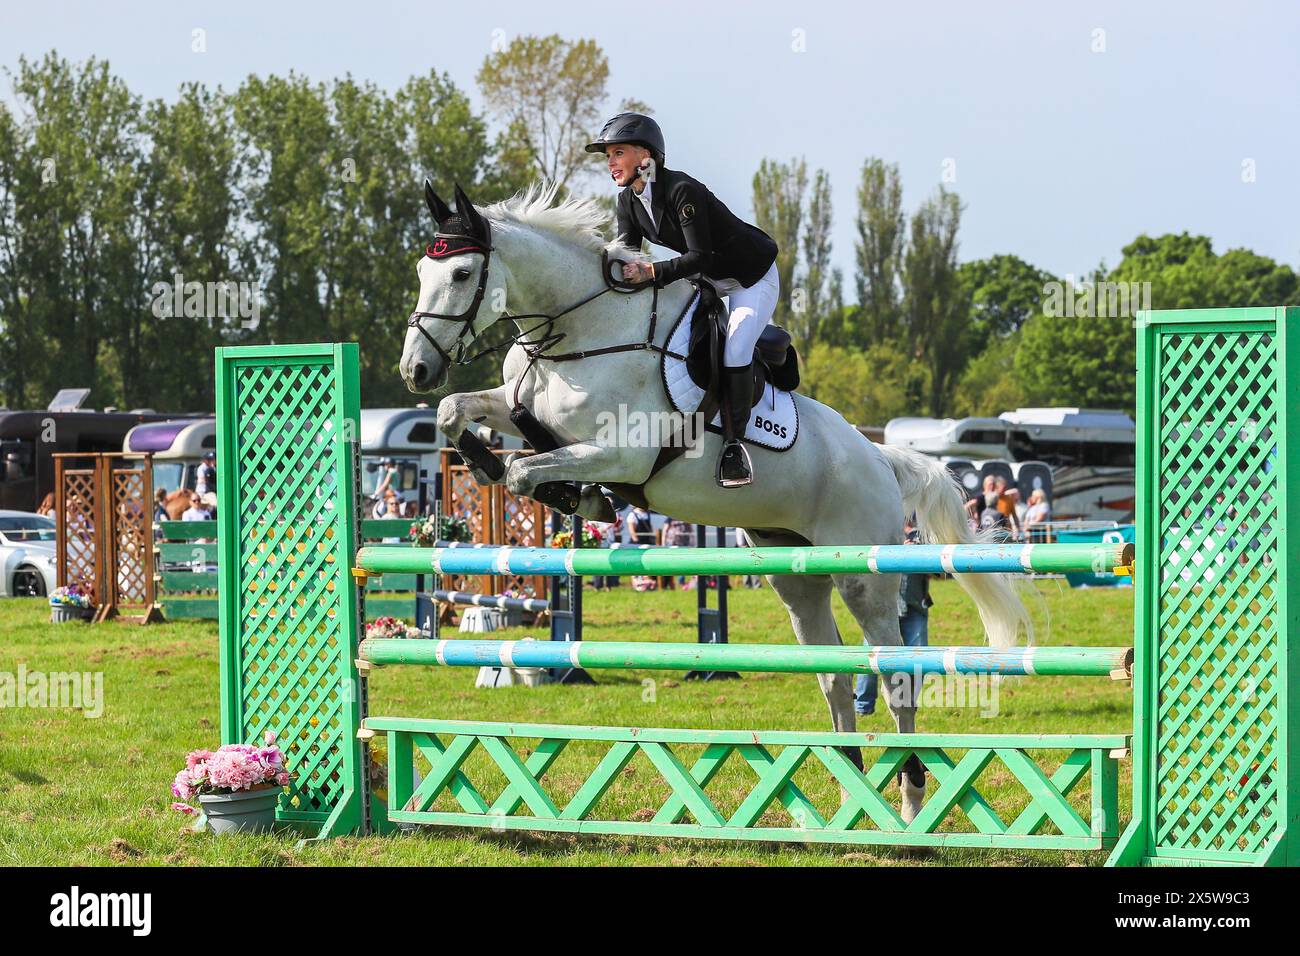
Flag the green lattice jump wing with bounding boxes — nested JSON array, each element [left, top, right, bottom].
[[216, 344, 369, 838]]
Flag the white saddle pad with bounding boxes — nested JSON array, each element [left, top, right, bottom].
[[660, 292, 799, 452]]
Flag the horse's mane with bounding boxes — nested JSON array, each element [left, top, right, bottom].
[[481, 181, 650, 263]]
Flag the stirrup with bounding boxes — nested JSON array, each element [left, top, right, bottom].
[[717, 439, 754, 488]]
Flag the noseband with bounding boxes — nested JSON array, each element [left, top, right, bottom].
[[406, 218, 496, 367]]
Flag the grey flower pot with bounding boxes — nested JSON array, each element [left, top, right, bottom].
[[198, 787, 280, 834], [50, 603, 93, 623]]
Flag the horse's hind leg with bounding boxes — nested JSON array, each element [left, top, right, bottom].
[[832, 571, 926, 824], [763, 571, 858, 736]]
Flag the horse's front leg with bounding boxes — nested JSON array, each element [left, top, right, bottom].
[[436, 383, 521, 485], [505, 442, 657, 503]]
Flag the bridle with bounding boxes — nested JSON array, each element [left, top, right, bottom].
[[405, 217, 689, 407], [405, 219, 500, 368]]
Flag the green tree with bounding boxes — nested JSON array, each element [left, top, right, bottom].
[[135, 83, 241, 410], [0, 92, 31, 406], [0, 55, 552, 412], [476, 35, 609, 189], [751, 157, 806, 328], [397, 70, 493, 201], [751, 159, 840, 363], [1011, 236, 1299, 414], [853, 158, 905, 346], [957, 254, 1055, 337], [395, 73, 532, 398], [803, 341, 928, 426], [950, 332, 1027, 417], [230, 71, 498, 404], [1014, 308, 1133, 409], [903, 188, 971, 415], [231, 73, 334, 347], [480, 118, 540, 203], [0, 53, 145, 408], [1109, 232, 1297, 309], [795, 169, 836, 357], [946, 254, 1055, 417]]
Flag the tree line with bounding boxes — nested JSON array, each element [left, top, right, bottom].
[[753, 158, 1298, 424], [2, 42, 1296, 422]]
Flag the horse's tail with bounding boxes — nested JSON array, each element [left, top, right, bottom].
[[878, 444, 1032, 649]]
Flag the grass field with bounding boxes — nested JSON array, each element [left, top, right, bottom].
[[0, 577, 1133, 866]]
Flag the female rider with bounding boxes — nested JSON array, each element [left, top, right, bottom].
[[585, 112, 779, 487]]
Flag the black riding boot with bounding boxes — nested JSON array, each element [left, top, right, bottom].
[[717, 363, 754, 488]]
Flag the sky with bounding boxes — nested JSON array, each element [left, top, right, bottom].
[[3, 0, 1297, 291]]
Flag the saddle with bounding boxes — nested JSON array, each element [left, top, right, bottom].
[[685, 282, 801, 408]]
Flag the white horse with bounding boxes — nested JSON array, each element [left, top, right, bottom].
[[401, 181, 1031, 821]]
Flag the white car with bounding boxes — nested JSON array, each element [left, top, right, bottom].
[[0, 510, 57, 598]]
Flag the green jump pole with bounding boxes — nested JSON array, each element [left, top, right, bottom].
[[355, 542, 1133, 578], [360, 638, 1133, 679]]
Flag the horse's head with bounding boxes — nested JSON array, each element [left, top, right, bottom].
[[401, 181, 503, 392]]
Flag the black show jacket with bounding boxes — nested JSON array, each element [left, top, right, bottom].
[[615, 166, 778, 289]]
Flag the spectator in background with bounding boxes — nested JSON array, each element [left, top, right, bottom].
[[972, 475, 1006, 535], [153, 489, 169, 525], [387, 487, 404, 517], [182, 493, 211, 522], [588, 512, 623, 591], [375, 488, 410, 541], [196, 452, 217, 510], [628, 506, 655, 545], [971, 475, 1020, 539], [1023, 489, 1052, 542], [373, 458, 399, 499], [993, 475, 1021, 537], [664, 518, 693, 547], [663, 518, 694, 588], [372, 486, 405, 519], [628, 507, 657, 591], [856, 517, 931, 718], [963, 481, 984, 531], [36, 492, 55, 517]]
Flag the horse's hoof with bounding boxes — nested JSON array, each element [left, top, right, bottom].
[[578, 488, 617, 523], [898, 755, 926, 825], [532, 482, 580, 515], [899, 783, 925, 825]]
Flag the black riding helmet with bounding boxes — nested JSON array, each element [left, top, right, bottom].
[[585, 112, 665, 166]]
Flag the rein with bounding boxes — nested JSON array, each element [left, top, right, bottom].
[[508, 276, 686, 409], [406, 226, 689, 409]]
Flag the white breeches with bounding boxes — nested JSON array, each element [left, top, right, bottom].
[[711, 262, 780, 367]]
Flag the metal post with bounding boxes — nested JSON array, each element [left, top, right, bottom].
[[414, 468, 436, 637], [686, 525, 740, 681], [548, 512, 594, 684]]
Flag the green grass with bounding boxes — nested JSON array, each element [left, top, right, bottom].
[[0, 578, 1133, 866]]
